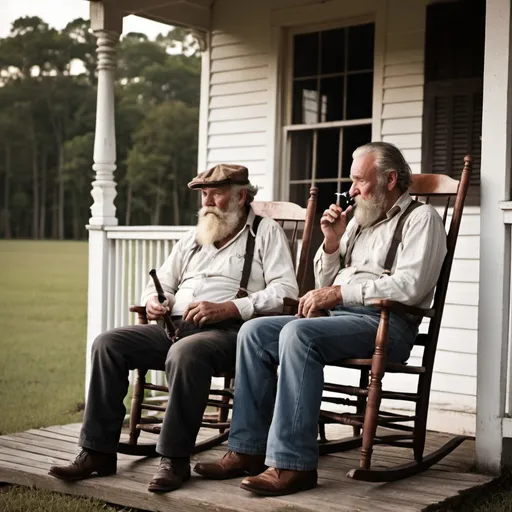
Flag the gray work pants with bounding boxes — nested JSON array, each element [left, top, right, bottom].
[[78, 320, 239, 457]]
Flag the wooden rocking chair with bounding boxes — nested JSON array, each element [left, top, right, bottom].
[[316, 156, 472, 482], [117, 187, 318, 457]]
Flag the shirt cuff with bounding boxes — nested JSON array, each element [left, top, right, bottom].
[[140, 292, 158, 307], [231, 297, 254, 321], [321, 246, 341, 265], [340, 283, 363, 306]]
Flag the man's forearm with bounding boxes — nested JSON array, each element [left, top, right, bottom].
[[323, 238, 341, 254]]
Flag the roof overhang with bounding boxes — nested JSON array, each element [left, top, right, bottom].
[[94, 0, 212, 31]]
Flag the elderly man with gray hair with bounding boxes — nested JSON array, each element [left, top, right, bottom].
[[195, 142, 448, 496], [49, 164, 299, 493]]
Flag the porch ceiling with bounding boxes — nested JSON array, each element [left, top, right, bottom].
[[94, 0, 213, 31]]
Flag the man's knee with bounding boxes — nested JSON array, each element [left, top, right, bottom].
[[91, 330, 117, 358], [279, 318, 314, 352], [165, 339, 206, 372]]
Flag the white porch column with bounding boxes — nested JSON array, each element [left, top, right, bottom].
[[477, 0, 512, 473], [85, 2, 123, 398]]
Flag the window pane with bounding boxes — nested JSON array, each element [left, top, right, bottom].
[[347, 23, 375, 71], [294, 32, 319, 78], [289, 183, 311, 208], [316, 182, 339, 212], [316, 128, 340, 180], [346, 72, 373, 119], [293, 79, 318, 124], [290, 131, 313, 181], [319, 76, 344, 122], [341, 125, 372, 177], [320, 28, 345, 74]]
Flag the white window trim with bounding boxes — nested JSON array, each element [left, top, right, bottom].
[[277, 14, 383, 202]]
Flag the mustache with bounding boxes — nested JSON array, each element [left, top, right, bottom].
[[199, 206, 223, 218]]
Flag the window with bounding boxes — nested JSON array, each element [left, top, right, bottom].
[[422, 0, 485, 193], [283, 22, 375, 209]]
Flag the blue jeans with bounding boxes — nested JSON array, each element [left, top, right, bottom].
[[227, 306, 418, 471]]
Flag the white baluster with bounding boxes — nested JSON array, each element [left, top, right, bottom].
[[120, 239, 127, 326], [156, 240, 163, 269], [141, 240, 148, 295], [134, 240, 141, 306], [149, 240, 155, 273], [115, 239, 122, 327], [128, 239, 133, 324]]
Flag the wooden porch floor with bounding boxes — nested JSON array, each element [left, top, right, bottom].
[[0, 423, 493, 512]]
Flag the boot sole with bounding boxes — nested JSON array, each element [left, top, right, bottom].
[[48, 467, 117, 481], [148, 473, 191, 493], [193, 466, 266, 480], [240, 480, 317, 496]]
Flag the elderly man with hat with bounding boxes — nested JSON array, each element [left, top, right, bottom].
[[49, 164, 299, 492]]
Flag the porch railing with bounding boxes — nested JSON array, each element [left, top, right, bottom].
[[104, 225, 194, 389]]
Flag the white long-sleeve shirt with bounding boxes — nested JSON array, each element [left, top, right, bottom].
[[314, 192, 447, 310], [141, 208, 299, 321]]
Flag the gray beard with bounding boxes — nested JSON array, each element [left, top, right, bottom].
[[195, 200, 242, 246], [354, 186, 387, 228]]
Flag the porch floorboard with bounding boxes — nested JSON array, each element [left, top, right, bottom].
[[0, 423, 493, 512]]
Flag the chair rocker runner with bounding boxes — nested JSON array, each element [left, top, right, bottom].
[[117, 187, 318, 457], [316, 156, 472, 482]]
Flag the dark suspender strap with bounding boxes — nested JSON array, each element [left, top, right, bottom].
[[344, 225, 362, 267], [382, 200, 423, 274], [178, 243, 201, 287], [236, 215, 263, 299]]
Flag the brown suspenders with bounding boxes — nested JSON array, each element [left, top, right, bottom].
[[178, 215, 263, 299], [236, 214, 263, 298], [382, 200, 422, 274], [344, 200, 422, 273]]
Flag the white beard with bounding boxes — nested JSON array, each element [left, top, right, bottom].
[[354, 184, 388, 228], [195, 197, 243, 246]]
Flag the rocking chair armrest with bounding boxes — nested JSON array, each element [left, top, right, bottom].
[[282, 297, 299, 315], [129, 305, 149, 324], [369, 299, 435, 319]]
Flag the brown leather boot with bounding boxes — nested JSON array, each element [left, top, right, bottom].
[[194, 450, 266, 480], [148, 457, 191, 493], [240, 467, 318, 496], [48, 449, 117, 481]]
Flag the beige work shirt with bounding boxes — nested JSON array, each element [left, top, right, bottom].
[[314, 192, 447, 309], [141, 208, 299, 320]]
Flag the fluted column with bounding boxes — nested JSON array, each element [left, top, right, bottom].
[[85, 2, 123, 399]]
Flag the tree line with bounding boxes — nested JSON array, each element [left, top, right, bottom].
[[0, 16, 201, 240]]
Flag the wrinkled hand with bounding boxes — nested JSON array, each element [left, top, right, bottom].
[[183, 301, 240, 327], [320, 204, 353, 253], [298, 286, 342, 318], [146, 296, 170, 321]]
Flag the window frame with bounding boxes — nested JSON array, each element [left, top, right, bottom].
[[279, 16, 377, 202]]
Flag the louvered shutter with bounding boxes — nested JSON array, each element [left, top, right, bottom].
[[422, 79, 482, 187], [422, 0, 484, 191]]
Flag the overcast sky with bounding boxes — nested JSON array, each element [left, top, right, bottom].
[[1, 0, 172, 38]]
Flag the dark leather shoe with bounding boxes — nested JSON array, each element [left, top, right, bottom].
[[194, 450, 266, 480], [240, 467, 317, 496], [148, 457, 191, 493], [48, 449, 116, 481]]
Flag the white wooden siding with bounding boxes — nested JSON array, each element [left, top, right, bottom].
[[207, 0, 480, 435], [206, 2, 271, 198], [381, 0, 426, 175]]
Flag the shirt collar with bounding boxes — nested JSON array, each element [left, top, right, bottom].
[[385, 191, 413, 219]]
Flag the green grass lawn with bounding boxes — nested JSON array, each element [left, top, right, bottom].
[[0, 240, 139, 511], [0, 240, 88, 435], [0, 240, 511, 511]]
